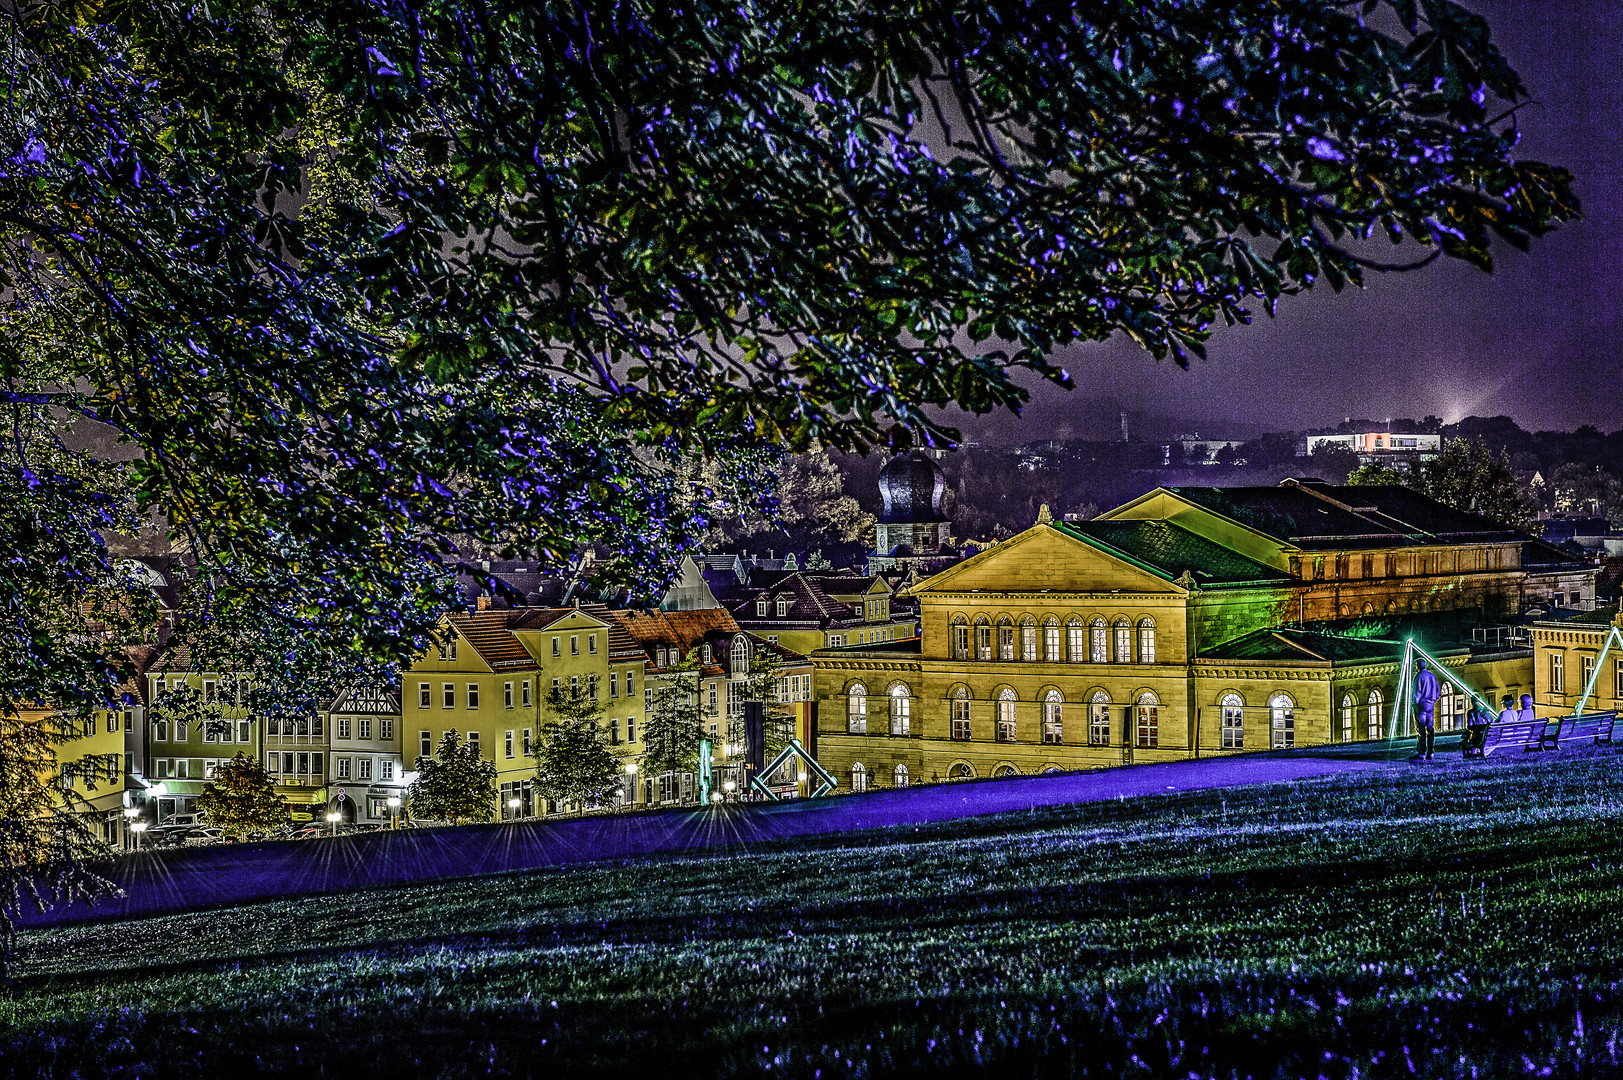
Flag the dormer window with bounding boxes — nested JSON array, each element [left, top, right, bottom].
[[756, 598, 768, 617], [731, 637, 750, 672], [702, 644, 712, 664], [776, 598, 789, 618]]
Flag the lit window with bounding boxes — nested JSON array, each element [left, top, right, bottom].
[[1368, 690, 1383, 739], [1089, 691, 1110, 746], [1021, 618, 1037, 661], [1044, 618, 1061, 662], [893, 763, 909, 788], [953, 619, 970, 659], [996, 688, 1017, 742], [848, 684, 868, 734], [1113, 619, 1131, 663], [997, 618, 1015, 661], [1137, 618, 1156, 663], [889, 684, 911, 736], [1090, 618, 1107, 663], [1221, 693, 1244, 749], [1340, 694, 1354, 743], [1067, 619, 1085, 662], [850, 762, 868, 793], [951, 687, 971, 740], [1270, 694, 1295, 749], [1136, 692, 1160, 748], [1042, 690, 1063, 745], [975, 618, 992, 660]]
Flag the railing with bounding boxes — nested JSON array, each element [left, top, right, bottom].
[[1472, 626, 1531, 650]]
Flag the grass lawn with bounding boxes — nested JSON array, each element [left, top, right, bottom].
[[8, 749, 1623, 1078]]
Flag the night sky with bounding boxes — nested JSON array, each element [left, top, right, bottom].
[[958, 0, 1623, 444]]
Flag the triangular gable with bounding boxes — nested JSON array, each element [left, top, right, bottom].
[[913, 524, 1186, 596], [1097, 488, 1293, 570]]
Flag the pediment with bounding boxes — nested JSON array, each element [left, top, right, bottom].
[[914, 525, 1183, 596]]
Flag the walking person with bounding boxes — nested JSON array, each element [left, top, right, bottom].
[[1411, 658, 1439, 761]]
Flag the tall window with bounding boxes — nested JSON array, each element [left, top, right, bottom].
[[996, 688, 1017, 742], [894, 763, 909, 788], [953, 618, 970, 659], [1042, 690, 1063, 745], [1270, 693, 1295, 749], [997, 617, 1015, 661], [1551, 651, 1565, 693], [1089, 618, 1107, 663], [847, 684, 868, 734], [1020, 618, 1037, 662], [1438, 691, 1457, 732], [1044, 618, 1061, 662], [1340, 694, 1354, 743], [1089, 691, 1111, 746], [951, 687, 971, 740], [1067, 619, 1085, 662], [889, 684, 911, 736], [1136, 692, 1159, 748], [851, 762, 868, 792], [975, 618, 992, 661], [1616, 657, 1623, 702], [1221, 693, 1244, 749], [1113, 619, 1131, 663], [732, 637, 749, 672], [1137, 619, 1156, 663], [1582, 655, 1597, 697], [1368, 690, 1383, 739]]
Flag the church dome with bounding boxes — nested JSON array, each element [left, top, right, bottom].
[[878, 454, 947, 523]]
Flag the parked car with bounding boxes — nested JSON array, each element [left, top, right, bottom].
[[180, 828, 223, 847]]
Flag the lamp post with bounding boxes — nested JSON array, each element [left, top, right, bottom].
[[326, 810, 341, 837], [507, 796, 521, 821], [387, 795, 401, 829], [625, 761, 638, 809], [130, 821, 147, 852], [122, 806, 140, 851]]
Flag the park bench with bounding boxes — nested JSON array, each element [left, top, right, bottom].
[[1554, 710, 1619, 747], [1481, 717, 1557, 756]]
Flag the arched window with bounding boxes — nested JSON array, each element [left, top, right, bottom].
[[1220, 692, 1244, 749], [1135, 691, 1159, 748], [1020, 617, 1037, 662], [889, 683, 911, 736], [1042, 690, 1063, 745], [1137, 618, 1156, 664], [847, 683, 867, 734], [996, 688, 1017, 742], [974, 617, 992, 661], [850, 761, 868, 792], [1089, 690, 1111, 746], [997, 617, 1015, 660], [1113, 619, 1132, 663], [1067, 618, 1085, 662], [1089, 618, 1108, 663], [951, 687, 971, 740], [731, 637, 749, 672], [1270, 693, 1295, 749], [1340, 694, 1354, 743], [993, 764, 1019, 778], [948, 761, 974, 780], [1044, 618, 1061, 662], [952, 617, 970, 659], [894, 763, 909, 788], [1368, 689, 1384, 740]]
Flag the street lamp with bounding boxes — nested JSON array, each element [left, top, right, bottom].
[[122, 806, 140, 852], [326, 810, 341, 837], [130, 821, 147, 852], [625, 761, 638, 808], [507, 796, 521, 821], [387, 795, 401, 829]]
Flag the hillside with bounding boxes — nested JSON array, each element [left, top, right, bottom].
[[7, 747, 1623, 1077]]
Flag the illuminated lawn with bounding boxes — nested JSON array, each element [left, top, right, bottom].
[[9, 750, 1623, 1078]]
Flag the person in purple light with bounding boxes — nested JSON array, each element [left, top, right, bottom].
[[1518, 693, 1538, 725], [1410, 658, 1439, 761], [1463, 700, 1493, 758]]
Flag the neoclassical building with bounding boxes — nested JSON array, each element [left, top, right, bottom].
[[811, 480, 1561, 788]]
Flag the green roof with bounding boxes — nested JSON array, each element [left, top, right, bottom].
[[1054, 520, 1291, 587]]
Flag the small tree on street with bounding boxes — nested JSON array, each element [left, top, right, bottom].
[[408, 729, 497, 825], [641, 650, 704, 786], [535, 679, 622, 812], [197, 753, 288, 840]]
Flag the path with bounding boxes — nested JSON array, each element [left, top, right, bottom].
[[22, 744, 1428, 928]]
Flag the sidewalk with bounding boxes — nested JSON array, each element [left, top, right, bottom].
[[23, 747, 1415, 928]]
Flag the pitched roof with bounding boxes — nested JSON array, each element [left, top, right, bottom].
[[1054, 520, 1291, 587], [604, 608, 742, 674], [1157, 481, 1525, 550]]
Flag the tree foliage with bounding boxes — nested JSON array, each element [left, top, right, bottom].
[[640, 651, 704, 781], [0, 0, 1578, 699], [197, 753, 289, 840], [1351, 440, 1534, 529], [407, 729, 498, 825], [534, 680, 623, 812], [0, 717, 116, 976]]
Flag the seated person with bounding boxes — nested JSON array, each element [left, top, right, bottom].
[[1462, 702, 1494, 757]]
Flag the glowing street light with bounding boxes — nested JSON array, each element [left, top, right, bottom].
[[386, 795, 401, 830], [129, 821, 147, 852], [326, 810, 341, 837], [508, 796, 521, 821]]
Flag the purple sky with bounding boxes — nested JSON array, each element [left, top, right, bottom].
[[958, 0, 1623, 444]]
